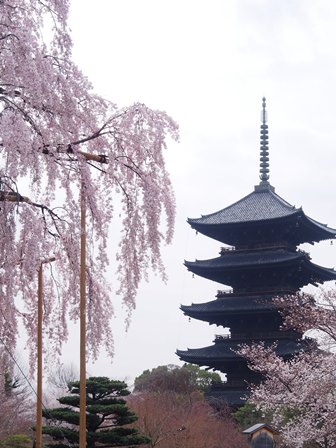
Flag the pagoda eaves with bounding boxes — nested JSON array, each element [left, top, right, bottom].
[[185, 248, 336, 289], [181, 295, 278, 324], [188, 187, 336, 246], [176, 337, 313, 366]]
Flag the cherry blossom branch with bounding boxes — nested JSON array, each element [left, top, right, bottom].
[[1, 96, 43, 138], [0, 190, 67, 238]]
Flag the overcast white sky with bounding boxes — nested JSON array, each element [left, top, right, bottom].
[[61, 0, 336, 385]]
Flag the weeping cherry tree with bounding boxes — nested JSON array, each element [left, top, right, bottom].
[[0, 0, 178, 368]]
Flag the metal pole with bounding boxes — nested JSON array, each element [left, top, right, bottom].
[[36, 264, 43, 448], [79, 178, 87, 448]]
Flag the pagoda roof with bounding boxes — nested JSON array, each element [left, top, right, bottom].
[[188, 186, 336, 244], [186, 248, 305, 269], [176, 338, 310, 364], [181, 295, 283, 326], [189, 187, 297, 225], [181, 295, 276, 316], [185, 248, 336, 287]]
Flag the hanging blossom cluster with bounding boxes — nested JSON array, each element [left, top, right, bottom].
[[239, 290, 336, 448], [0, 0, 178, 365]]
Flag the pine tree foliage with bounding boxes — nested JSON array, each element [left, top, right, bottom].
[[233, 402, 268, 429], [42, 377, 150, 448]]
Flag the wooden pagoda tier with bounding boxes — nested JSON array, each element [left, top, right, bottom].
[[184, 247, 336, 290], [180, 292, 290, 329], [176, 333, 316, 373], [176, 98, 336, 407]]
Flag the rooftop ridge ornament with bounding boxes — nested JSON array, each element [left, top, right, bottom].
[[255, 97, 274, 192]]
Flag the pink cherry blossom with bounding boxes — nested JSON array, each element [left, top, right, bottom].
[[0, 0, 178, 367], [239, 290, 336, 448]]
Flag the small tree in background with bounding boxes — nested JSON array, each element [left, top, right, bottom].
[[128, 391, 249, 448], [0, 352, 33, 439], [42, 377, 150, 448], [134, 363, 222, 394], [131, 364, 247, 448], [233, 402, 268, 429]]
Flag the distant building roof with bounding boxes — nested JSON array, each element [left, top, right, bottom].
[[243, 423, 279, 435]]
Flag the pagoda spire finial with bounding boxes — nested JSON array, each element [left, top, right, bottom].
[[255, 97, 274, 192], [259, 97, 269, 184]]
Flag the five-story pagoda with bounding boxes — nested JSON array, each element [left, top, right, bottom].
[[176, 98, 336, 406]]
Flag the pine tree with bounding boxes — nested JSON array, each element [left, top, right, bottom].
[[42, 377, 150, 448]]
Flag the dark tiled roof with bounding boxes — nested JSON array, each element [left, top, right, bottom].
[[305, 215, 336, 235], [185, 250, 336, 287], [188, 188, 336, 240], [188, 188, 298, 225], [185, 248, 305, 269], [176, 338, 311, 361], [181, 296, 276, 314]]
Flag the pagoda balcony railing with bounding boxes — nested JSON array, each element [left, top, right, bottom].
[[220, 244, 311, 258], [220, 246, 236, 252], [220, 242, 297, 254], [214, 330, 302, 342], [216, 286, 297, 298]]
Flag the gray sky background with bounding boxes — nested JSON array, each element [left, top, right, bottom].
[[59, 0, 336, 385]]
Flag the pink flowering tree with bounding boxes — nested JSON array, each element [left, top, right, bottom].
[[0, 350, 34, 437], [0, 0, 178, 366], [239, 291, 336, 448]]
